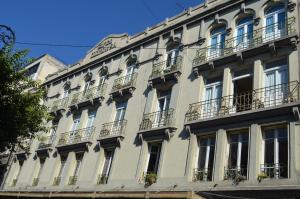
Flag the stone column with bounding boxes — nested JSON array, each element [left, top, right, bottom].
[[213, 129, 227, 181], [288, 122, 300, 181], [248, 124, 262, 183], [253, 59, 263, 90], [288, 50, 300, 82], [185, 133, 198, 181]]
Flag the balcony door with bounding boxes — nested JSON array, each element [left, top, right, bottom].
[[197, 136, 215, 181], [124, 64, 135, 85], [145, 143, 162, 174], [209, 27, 226, 60], [264, 63, 288, 107], [83, 81, 91, 95], [156, 91, 171, 127], [235, 16, 253, 51], [262, 127, 288, 178], [203, 82, 222, 118], [101, 149, 114, 182], [113, 102, 127, 133], [70, 114, 81, 140], [264, 5, 286, 41], [166, 49, 179, 69], [85, 111, 96, 137]]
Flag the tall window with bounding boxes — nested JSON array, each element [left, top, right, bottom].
[[112, 102, 127, 133], [203, 80, 222, 118], [156, 90, 171, 127], [145, 143, 162, 175], [264, 4, 286, 41], [235, 16, 253, 50], [261, 126, 288, 179], [209, 26, 226, 59], [98, 75, 106, 89], [195, 136, 215, 181], [100, 149, 114, 184], [226, 132, 248, 180], [62, 87, 70, 99], [124, 64, 135, 84], [264, 60, 288, 107], [166, 48, 179, 69], [83, 80, 91, 95]]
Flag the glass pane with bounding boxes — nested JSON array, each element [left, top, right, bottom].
[[198, 146, 207, 169], [265, 140, 274, 164], [228, 143, 238, 168], [278, 12, 286, 30], [241, 142, 248, 168], [266, 16, 274, 34]]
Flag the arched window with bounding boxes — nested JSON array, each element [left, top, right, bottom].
[[265, 4, 286, 40], [209, 26, 226, 59], [235, 16, 254, 50]]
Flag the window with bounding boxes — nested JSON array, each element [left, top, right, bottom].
[[62, 87, 70, 99], [112, 102, 127, 133], [73, 153, 83, 177], [235, 16, 254, 50], [155, 90, 171, 127], [195, 136, 215, 181], [225, 132, 248, 180], [124, 64, 135, 84], [83, 81, 91, 95], [145, 143, 162, 175], [264, 60, 288, 107], [71, 114, 81, 132], [26, 63, 39, 79], [261, 126, 288, 179], [203, 80, 222, 118], [99, 149, 114, 184], [166, 49, 179, 69], [264, 4, 286, 41], [98, 75, 106, 89], [209, 26, 226, 59]]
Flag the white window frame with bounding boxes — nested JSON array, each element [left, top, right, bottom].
[[235, 19, 254, 51], [264, 7, 286, 42]]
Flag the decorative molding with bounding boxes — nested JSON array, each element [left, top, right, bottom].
[[254, 17, 261, 26], [288, 1, 296, 12], [226, 28, 232, 36], [293, 107, 300, 121]]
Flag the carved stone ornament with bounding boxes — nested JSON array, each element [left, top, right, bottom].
[[84, 72, 93, 81], [288, 1, 296, 12], [99, 65, 109, 76]]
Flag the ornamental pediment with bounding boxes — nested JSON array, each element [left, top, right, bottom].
[[87, 33, 129, 60]]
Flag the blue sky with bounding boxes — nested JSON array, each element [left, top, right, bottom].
[[1, 0, 202, 64]]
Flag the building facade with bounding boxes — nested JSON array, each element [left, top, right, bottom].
[[1, 0, 300, 198]]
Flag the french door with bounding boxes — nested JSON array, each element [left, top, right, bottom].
[[70, 114, 81, 141], [264, 65, 288, 107], [235, 18, 253, 51], [203, 82, 222, 118], [197, 136, 215, 181], [264, 7, 286, 42], [209, 28, 226, 59], [156, 91, 171, 127], [113, 102, 127, 134], [166, 49, 179, 69]]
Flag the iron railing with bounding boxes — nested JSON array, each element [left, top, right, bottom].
[[193, 17, 296, 66], [69, 84, 107, 107], [32, 178, 39, 186], [68, 176, 78, 185], [111, 73, 137, 93], [185, 81, 299, 122], [139, 109, 175, 131], [57, 126, 95, 146], [150, 56, 183, 80], [99, 120, 127, 139], [224, 167, 247, 181], [260, 163, 288, 179], [50, 97, 69, 113], [193, 168, 213, 182], [97, 174, 108, 184], [53, 177, 61, 186], [11, 179, 17, 187]]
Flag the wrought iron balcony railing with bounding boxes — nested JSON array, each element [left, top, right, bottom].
[[69, 84, 107, 107], [224, 167, 247, 181], [68, 176, 78, 185], [99, 120, 127, 139], [260, 163, 288, 179], [193, 17, 296, 66], [185, 81, 299, 122], [50, 97, 69, 113], [57, 126, 95, 146], [97, 174, 108, 185], [150, 56, 183, 80], [11, 179, 17, 187], [53, 176, 61, 186], [139, 109, 175, 131], [32, 178, 39, 186], [111, 73, 137, 93], [193, 168, 213, 182]]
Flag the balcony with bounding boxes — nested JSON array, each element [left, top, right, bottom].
[[110, 73, 137, 99], [149, 56, 182, 87], [193, 168, 213, 182], [56, 127, 95, 152], [185, 81, 300, 128], [224, 167, 247, 182], [260, 163, 287, 180], [68, 176, 78, 185], [32, 178, 39, 186], [98, 120, 126, 146], [139, 109, 176, 140], [193, 17, 296, 70], [53, 177, 61, 186], [96, 174, 108, 185], [49, 98, 69, 116], [69, 84, 107, 109]]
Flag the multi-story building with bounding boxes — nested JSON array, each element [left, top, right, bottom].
[[0, 54, 66, 189], [1, 0, 300, 198]]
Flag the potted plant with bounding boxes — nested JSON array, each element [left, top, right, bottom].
[[145, 172, 157, 186], [257, 172, 268, 182]]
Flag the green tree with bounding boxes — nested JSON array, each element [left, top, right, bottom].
[[0, 46, 50, 151]]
